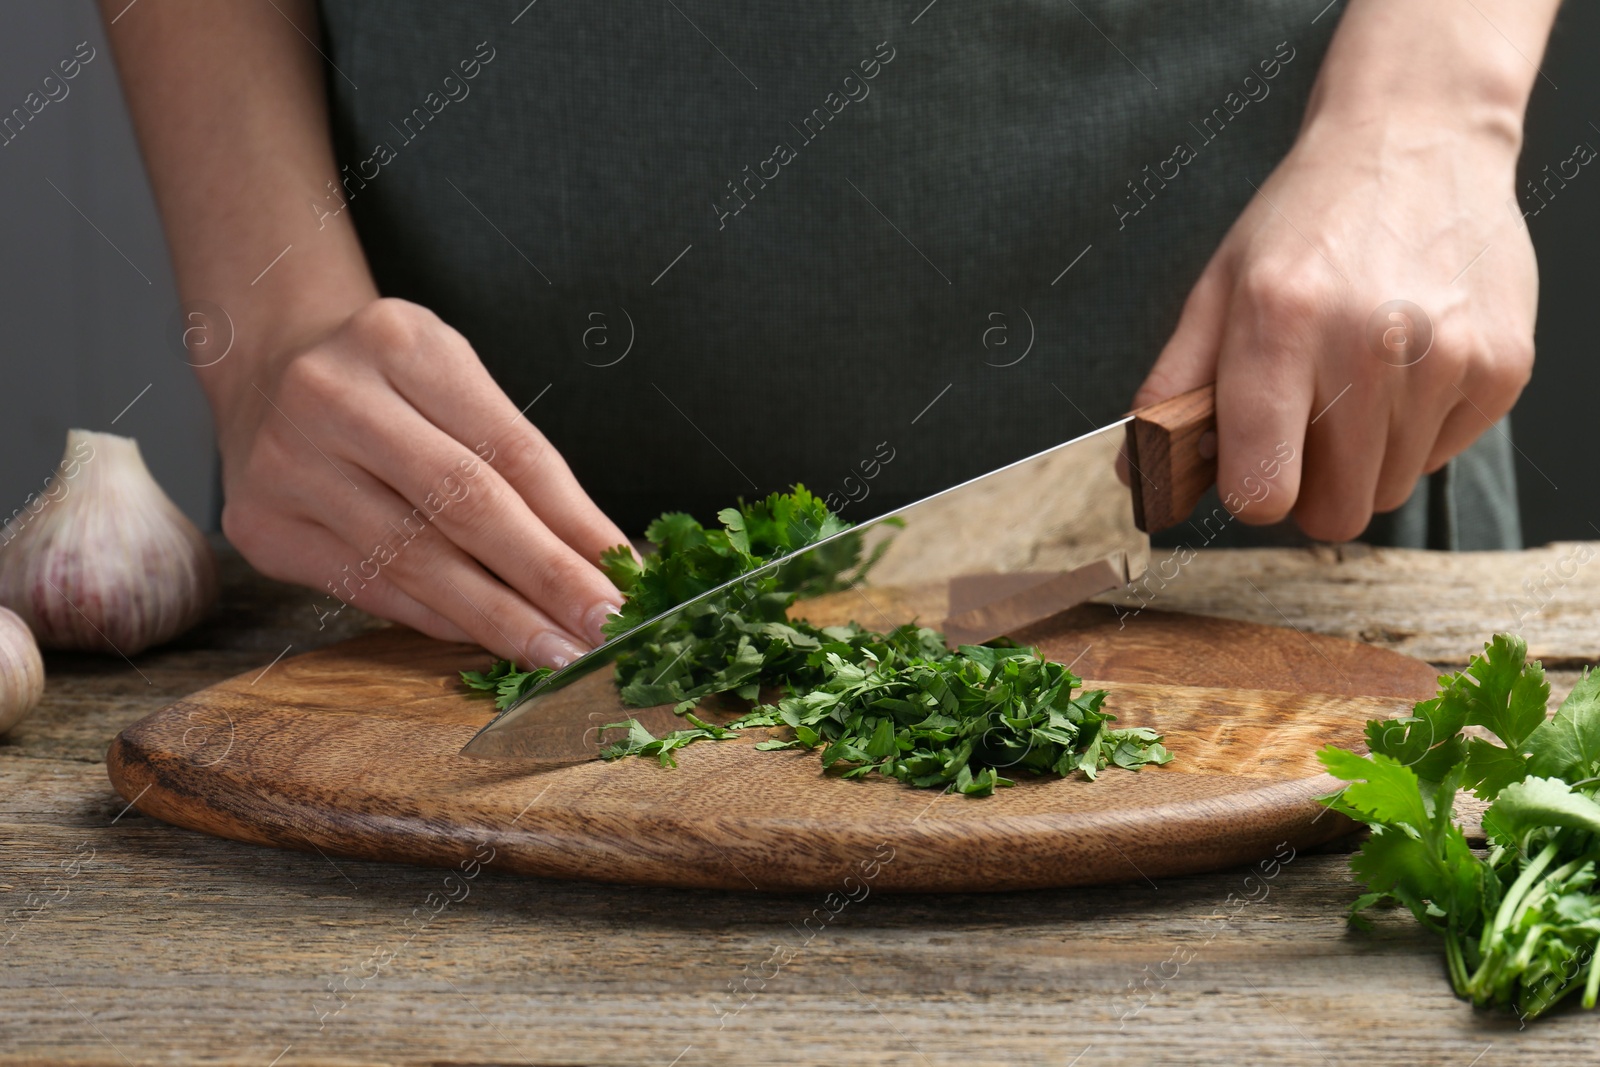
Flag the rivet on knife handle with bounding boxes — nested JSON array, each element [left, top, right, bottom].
[[1125, 383, 1218, 535]]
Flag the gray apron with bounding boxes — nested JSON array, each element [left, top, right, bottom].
[[315, 0, 1520, 549]]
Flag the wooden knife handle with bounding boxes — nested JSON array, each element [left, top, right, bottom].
[[1125, 383, 1217, 535]]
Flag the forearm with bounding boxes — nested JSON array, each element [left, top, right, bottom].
[[1308, 0, 1563, 146], [98, 0, 376, 421]]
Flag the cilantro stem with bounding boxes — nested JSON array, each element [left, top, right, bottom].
[[1445, 924, 1470, 996], [1483, 841, 1560, 958], [1586, 942, 1600, 1009], [1507, 923, 1548, 976]]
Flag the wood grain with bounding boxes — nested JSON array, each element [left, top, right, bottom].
[[1127, 383, 1218, 534], [1100, 540, 1600, 665], [106, 606, 1435, 893], [10, 540, 1600, 1066]]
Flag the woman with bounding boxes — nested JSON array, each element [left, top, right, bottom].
[[100, 0, 1557, 668]]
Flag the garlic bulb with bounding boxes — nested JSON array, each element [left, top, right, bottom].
[[0, 430, 217, 655], [0, 607, 43, 735]]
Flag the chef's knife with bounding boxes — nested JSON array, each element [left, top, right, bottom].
[[460, 383, 1217, 761]]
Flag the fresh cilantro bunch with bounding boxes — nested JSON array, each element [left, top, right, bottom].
[[1321, 634, 1600, 1020], [463, 486, 1172, 797]]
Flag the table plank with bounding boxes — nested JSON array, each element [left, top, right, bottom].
[[1102, 541, 1600, 665], [0, 764, 1566, 1066], [4, 542, 1599, 1066]]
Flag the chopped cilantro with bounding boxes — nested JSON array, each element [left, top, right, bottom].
[[464, 486, 1171, 795], [459, 658, 552, 709]]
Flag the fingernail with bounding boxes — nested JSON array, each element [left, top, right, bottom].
[[585, 602, 622, 646], [527, 631, 588, 670]]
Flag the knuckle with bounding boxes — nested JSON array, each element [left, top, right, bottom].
[[1429, 321, 1533, 407], [221, 503, 294, 581], [518, 549, 589, 608], [1239, 261, 1331, 326], [276, 350, 345, 407], [518, 551, 567, 600], [346, 297, 431, 352], [1485, 336, 1535, 394], [1421, 318, 1477, 372], [435, 472, 497, 528], [492, 429, 556, 487], [377, 510, 437, 572]]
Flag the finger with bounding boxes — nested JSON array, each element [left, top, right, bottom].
[[331, 394, 624, 646], [1424, 378, 1521, 474], [1293, 374, 1387, 542], [1424, 400, 1483, 473], [292, 461, 592, 668], [1373, 374, 1452, 513], [1131, 259, 1232, 409], [223, 507, 475, 642], [346, 580, 477, 643], [1210, 274, 1316, 527], [368, 302, 632, 562], [1119, 262, 1232, 487], [1290, 284, 1387, 540], [470, 411, 631, 565]]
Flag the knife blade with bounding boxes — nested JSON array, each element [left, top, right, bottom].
[[459, 384, 1217, 761]]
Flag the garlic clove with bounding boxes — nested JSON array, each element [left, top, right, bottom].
[[0, 429, 218, 656], [0, 606, 44, 736]]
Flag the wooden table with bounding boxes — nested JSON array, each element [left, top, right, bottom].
[[5, 541, 1599, 1066]]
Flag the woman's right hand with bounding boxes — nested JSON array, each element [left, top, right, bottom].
[[216, 297, 628, 668]]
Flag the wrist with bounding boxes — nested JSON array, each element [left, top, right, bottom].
[[1304, 0, 1554, 157], [195, 272, 377, 438], [1295, 89, 1524, 177]]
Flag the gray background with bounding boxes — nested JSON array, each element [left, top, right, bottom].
[[0, 0, 1592, 544], [1513, 1, 1600, 546], [0, 0, 213, 529]]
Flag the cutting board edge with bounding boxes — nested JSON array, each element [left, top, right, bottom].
[[104, 607, 1427, 894], [107, 729, 1356, 893]]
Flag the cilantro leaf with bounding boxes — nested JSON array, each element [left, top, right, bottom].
[[598, 543, 643, 594], [595, 713, 738, 768], [1526, 668, 1600, 783], [459, 660, 553, 711], [1346, 827, 1451, 922], [1456, 633, 1550, 751], [1482, 777, 1600, 849], [1319, 747, 1432, 831], [1462, 737, 1531, 802], [1361, 635, 1551, 802], [1364, 692, 1467, 784]]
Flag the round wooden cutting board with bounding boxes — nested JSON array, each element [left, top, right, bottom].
[[106, 606, 1437, 893]]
